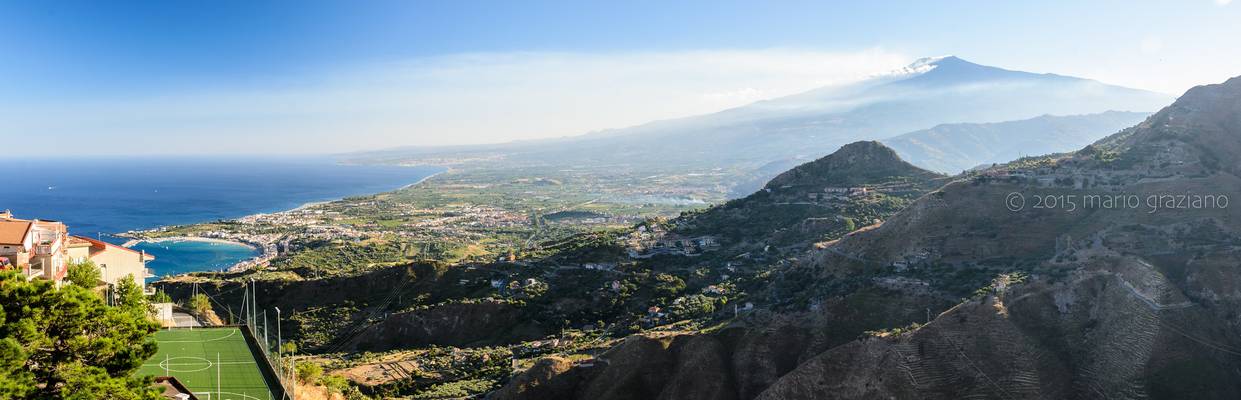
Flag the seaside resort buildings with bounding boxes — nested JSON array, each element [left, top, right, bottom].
[[0, 210, 153, 293]]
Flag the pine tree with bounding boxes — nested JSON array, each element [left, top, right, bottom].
[[115, 274, 148, 315], [0, 271, 160, 399]]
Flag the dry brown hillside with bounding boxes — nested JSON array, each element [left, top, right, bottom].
[[492, 74, 1241, 400]]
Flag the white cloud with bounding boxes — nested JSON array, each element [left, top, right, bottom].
[[1216, 0, 1232, 6], [1140, 36, 1164, 54], [4, 49, 910, 155]]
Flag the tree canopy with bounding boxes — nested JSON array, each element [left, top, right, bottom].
[[0, 271, 161, 399], [65, 259, 102, 289], [187, 293, 212, 315], [114, 274, 148, 315]]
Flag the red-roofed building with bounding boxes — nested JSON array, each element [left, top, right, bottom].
[[0, 210, 69, 284], [1, 210, 152, 292], [67, 235, 154, 293]]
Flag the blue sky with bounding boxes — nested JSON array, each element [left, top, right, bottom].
[[3, 0, 1239, 155]]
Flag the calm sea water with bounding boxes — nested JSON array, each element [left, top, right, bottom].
[[0, 157, 441, 277], [129, 240, 261, 278]]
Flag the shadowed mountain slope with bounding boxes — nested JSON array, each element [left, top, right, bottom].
[[492, 74, 1241, 400]]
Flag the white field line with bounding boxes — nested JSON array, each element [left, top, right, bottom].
[[157, 328, 240, 343]]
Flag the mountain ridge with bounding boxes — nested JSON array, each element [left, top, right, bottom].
[[347, 57, 1173, 196], [883, 110, 1152, 173], [764, 141, 941, 189], [673, 140, 944, 253], [491, 72, 1241, 400]]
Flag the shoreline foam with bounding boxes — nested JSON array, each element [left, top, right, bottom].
[[125, 236, 260, 250]]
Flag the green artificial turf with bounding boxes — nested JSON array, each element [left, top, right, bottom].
[[137, 327, 276, 400]]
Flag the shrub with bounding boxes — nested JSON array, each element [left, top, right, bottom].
[[296, 361, 323, 384]]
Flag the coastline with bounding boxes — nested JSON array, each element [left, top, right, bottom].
[[125, 167, 445, 274], [121, 236, 260, 250], [279, 169, 443, 213]]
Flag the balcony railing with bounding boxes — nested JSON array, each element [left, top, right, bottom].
[[32, 231, 62, 245], [34, 244, 55, 256], [23, 267, 44, 280]]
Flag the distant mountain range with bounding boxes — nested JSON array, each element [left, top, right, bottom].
[[882, 111, 1152, 174], [354, 56, 1172, 191]]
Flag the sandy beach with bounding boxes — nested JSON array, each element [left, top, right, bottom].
[[122, 236, 260, 250]]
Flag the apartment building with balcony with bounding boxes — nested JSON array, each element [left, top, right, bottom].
[[0, 210, 153, 292], [0, 211, 69, 284], [67, 235, 155, 293]]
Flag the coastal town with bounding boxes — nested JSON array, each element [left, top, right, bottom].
[[116, 162, 728, 278]]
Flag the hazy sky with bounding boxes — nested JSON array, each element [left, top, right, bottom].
[[3, 0, 1239, 155]]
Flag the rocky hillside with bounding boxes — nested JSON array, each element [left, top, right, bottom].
[[492, 75, 1241, 399]]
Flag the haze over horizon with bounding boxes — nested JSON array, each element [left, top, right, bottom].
[[3, 1, 1239, 155]]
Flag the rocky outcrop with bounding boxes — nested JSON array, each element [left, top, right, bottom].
[[493, 289, 956, 400], [488, 357, 581, 400], [757, 258, 1241, 399]]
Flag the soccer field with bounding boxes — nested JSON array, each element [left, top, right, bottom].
[[137, 327, 277, 400]]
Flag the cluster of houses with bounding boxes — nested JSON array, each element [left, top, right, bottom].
[[806, 186, 871, 202], [0, 210, 153, 292], [626, 224, 720, 258]]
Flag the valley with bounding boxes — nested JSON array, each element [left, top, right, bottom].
[[133, 58, 1213, 399]]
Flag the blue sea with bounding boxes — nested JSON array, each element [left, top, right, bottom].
[[0, 157, 442, 277]]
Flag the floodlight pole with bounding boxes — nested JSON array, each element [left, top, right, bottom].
[[250, 278, 257, 330], [275, 306, 282, 364]]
